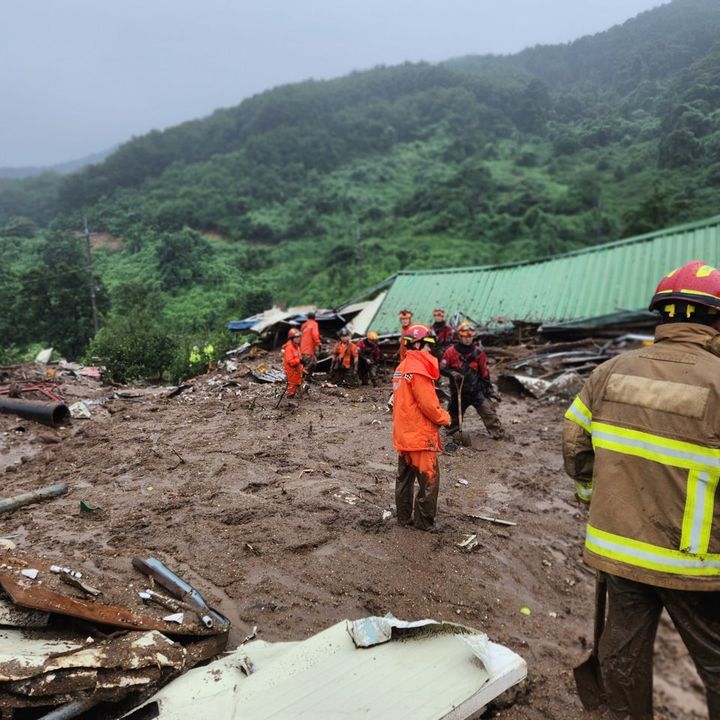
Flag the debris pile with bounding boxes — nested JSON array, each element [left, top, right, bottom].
[[492, 334, 653, 399], [0, 548, 229, 718]]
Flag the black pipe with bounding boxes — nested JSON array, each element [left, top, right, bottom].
[[0, 397, 70, 427]]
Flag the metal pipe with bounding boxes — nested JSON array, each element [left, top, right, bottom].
[[0, 397, 69, 427], [37, 699, 98, 720], [0, 483, 68, 514]]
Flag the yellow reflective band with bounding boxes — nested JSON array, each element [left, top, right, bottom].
[[575, 481, 592, 503], [590, 422, 720, 474], [565, 396, 592, 433], [586, 524, 720, 576], [681, 470, 720, 555], [679, 287, 720, 300], [664, 303, 676, 318]]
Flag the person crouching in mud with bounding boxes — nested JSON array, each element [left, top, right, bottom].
[[391, 324, 450, 530]]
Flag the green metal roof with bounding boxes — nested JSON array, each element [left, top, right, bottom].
[[368, 215, 720, 334]]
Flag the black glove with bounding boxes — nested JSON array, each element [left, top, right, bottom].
[[482, 380, 501, 402]]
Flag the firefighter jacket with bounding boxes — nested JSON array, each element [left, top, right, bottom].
[[300, 319, 321, 356], [355, 339, 381, 362], [432, 321, 455, 347], [282, 340, 303, 385], [440, 343, 491, 397], [332, 340, 358, 369], [392, 350, 451, 452], [563, 323, 720, 591]]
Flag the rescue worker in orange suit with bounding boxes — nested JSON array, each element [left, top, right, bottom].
[[563, 261, 720, 720], [300, 310, 321, 378], [392, 324, 451, 530], [282, 328, 304, 399], [431, 308, 455, 356], [398, 309, 413, 362], [330, 329, 359, 385], [356, 331, 382, 386], [440, 321, 504, 439]]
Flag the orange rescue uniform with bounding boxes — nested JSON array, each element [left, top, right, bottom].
[[300, 318, 321, 357], [392, 350, 450, 529], [332, 340, 358, 369], [282, 340, 303, 397]]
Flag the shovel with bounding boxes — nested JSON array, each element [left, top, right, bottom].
[[574, 571, 607, 710]]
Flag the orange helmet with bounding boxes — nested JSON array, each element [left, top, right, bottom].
[[457, 320, 476, 338], [403, 324, 435, 345], [650, 261, 720, 317], [288, 328, 301, 339], [367, 331, 379, 342]]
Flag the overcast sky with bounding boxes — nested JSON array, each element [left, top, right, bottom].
[[2, 0, 666, 167]]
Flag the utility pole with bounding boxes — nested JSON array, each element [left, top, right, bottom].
[[83, 215, 99, 335]]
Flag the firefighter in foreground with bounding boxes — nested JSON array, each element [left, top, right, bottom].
[[392, 324, 451, 530], [440, 321, 504, 439], [563, 260, 720, 720], [282, 328, 304, 399]]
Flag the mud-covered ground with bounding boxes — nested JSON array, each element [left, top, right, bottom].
[[0, 360, 706, 719]]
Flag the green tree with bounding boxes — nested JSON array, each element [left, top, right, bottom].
[[156, 228, 212, 291], [15, 233, 108, 359], [89, 313, 177, 383]]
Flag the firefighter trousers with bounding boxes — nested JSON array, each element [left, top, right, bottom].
[[396, 451, 439, 530], [599, 573, 720, 719], [448, 393, 504, 439]]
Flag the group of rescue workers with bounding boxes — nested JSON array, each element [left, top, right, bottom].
[[281, 307, 504, 440], [279, 260, 720, 720]]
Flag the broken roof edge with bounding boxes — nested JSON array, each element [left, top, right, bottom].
[[539, 309, 658, 332], [389, 214, 720, 278], [336, 274, 398, 311]]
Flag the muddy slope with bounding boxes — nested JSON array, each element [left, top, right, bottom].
[[0, 370, 704, 719]]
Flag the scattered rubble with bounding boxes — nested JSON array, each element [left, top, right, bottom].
[[0, 329, 703, 720]]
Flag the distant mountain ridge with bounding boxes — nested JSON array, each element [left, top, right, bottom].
[[0, 146, 116, 179]]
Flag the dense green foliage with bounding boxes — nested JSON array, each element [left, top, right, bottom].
[[1, 0, 719, 374]]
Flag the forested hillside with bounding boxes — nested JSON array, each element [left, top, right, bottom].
[[2, 0, 719, 374]]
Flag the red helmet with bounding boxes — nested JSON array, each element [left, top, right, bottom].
[[288, 328, 301, 339], [403, 324, 435, 345], [650, 261, 720, 313]]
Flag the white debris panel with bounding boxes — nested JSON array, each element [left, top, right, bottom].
[[125, 616, 527, 719]]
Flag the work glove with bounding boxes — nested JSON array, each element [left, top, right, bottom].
[[482, 380, 501, 402]]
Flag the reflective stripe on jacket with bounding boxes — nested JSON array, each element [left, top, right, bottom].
[[392, 350, 450, 452], [562, 323, 720, 590]]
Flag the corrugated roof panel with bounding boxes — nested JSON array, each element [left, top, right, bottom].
[[369, 215, 720, 333]]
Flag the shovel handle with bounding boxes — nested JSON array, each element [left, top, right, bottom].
[[592, 572, 607, 657]]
